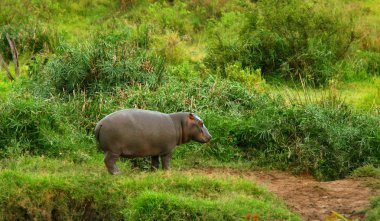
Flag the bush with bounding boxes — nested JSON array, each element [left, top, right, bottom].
[[29, 30, 165, 95], [206, 0, 356, 85], [233, 100, 380, 180], [0, 94, 93, 157]]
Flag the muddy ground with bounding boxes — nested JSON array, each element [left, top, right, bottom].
[[183, 168, 378, 221]]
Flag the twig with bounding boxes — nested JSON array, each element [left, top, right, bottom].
[[0, 54, 14, 81], [6, 33, 20, 77]]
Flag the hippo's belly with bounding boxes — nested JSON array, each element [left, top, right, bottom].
[[99, 109, 177, 156]]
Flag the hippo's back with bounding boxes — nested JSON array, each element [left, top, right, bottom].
[[96, 109, 177, 156]]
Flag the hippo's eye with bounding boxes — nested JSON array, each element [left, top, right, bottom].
[[199, 122, 204, 127]]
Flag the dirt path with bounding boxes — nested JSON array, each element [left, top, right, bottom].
[[183, 168, 377, 221]]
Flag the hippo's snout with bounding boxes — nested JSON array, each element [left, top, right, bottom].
[[205, 134, 212, 143], [201, 126, 212, 143], [201, 132, 212, 143]]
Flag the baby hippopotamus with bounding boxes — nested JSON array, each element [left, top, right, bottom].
[[94, 109, 212, 174]]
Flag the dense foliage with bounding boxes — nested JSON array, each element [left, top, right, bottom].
[[233, 103, 380, 180], [207, 0, 360, 85], [32, 32, 165, 95], [0, 0, 379, 219]]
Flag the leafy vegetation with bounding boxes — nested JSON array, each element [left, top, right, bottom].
[[206, 0, 359, 85], [233, 102, 380, 180], [0, 0, 379, 219], [31, 32, 165, 95]]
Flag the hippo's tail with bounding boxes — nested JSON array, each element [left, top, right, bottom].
[[94, 123, 103, 152]]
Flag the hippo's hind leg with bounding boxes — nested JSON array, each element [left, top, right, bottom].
[[104, 151, 120, 175], [151, 156, 160, 170], [161, 153, 172, 170]]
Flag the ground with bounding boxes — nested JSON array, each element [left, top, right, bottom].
[[184, 167, 378, 221]]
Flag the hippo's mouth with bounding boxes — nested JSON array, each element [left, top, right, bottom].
[[203, 136, 212, 143]]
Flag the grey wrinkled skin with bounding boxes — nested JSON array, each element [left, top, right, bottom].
[[94, 109, 212, 174]]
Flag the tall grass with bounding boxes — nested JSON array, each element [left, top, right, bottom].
[[232, 99, 380, 180], [4, 75, 379, 180], [0, 93, 93, 158], [28, 31, 165, 96]]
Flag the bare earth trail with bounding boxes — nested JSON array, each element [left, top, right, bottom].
[[182, 168, 377, 221]]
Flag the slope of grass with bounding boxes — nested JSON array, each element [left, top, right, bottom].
[[269, 76, 380, 111], [0, 156, 302, 221]]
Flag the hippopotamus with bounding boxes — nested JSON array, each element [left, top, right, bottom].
[[94, 109, 212, 174]]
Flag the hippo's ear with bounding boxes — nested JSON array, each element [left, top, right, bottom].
[[189, 113, 195, 120]]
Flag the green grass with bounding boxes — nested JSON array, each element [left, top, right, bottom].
[[0, 73, 11, 99], [54, 1, 119, 42], [0, 0, 380, 219], [366, 197, 380, 221], [351, 165, 380, 221], [339, 77, 380, 110], [352, 165, 380, 179], [268, 76, 380, 111], [0, 156, 301, 220]]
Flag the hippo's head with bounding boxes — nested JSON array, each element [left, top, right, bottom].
[[187, 113, 212, 143]]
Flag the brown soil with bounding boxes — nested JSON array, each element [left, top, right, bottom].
[[182, 167, 377, 221]]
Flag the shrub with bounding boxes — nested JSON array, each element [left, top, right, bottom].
[[206, 0, 356, 85], [233, 100, 380, 180], [29, 30, 165, 95], [0, 94, 93, 158]]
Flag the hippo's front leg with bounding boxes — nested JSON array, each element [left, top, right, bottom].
[[151, 156, 160, 170], [104, 151, 120, 175], [161, 152, 172, 170]]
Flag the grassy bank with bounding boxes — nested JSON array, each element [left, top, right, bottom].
[[0, 156, 301, 220]]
